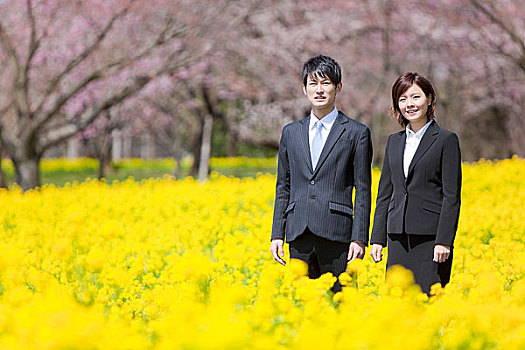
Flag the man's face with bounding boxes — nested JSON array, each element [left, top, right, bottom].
[[303, 73, 341, 112]]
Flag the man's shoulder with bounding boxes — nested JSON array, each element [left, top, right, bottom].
[[338, 112, 370, 133], [282, 115, 308, 132]]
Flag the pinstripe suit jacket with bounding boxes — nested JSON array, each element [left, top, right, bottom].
[[271, 111, 373, 244], [370, 121, 462, 247]]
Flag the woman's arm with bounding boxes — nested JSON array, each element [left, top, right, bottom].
[[435, 132, 462, 247]]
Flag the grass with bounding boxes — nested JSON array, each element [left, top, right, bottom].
[[1, 158, 278, 187]]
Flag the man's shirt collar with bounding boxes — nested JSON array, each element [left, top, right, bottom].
[[309, 107, 338, 130]]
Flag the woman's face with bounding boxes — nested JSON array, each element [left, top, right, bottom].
[[398, 84, 430, 127]]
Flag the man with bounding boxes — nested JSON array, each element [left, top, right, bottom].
[[270, 55, 372, 293]]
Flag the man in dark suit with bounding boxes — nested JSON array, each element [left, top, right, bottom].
[[270, 55, 373, 292]]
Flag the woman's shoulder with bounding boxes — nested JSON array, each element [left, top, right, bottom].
[[388, 130, 405, 140], [434, 124, 460, 151], [436, 125, 459, 141], [424, 120, 457, 140]]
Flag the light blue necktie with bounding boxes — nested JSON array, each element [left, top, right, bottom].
[[311, 120, 324, 170]]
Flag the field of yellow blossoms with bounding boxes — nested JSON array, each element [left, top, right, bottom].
[[0, 157, 524, 349]]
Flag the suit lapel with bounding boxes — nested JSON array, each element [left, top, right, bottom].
[[393, 131, 406, 185], [299, 116, 313, 173], [407, 121, 439, 177], [312, 112, 347, 177]]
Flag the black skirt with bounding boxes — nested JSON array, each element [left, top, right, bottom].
[[386, 233, 453, 295]]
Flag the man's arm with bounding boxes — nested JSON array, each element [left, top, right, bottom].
[[369, 136, 393, 262], [271, 127, 290, 241], [370, 136, 393, 247], [270, 127, 290, 265], [351, 126, 373, 245]]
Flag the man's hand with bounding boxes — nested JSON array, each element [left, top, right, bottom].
[[270, 239, 286, 266], [433, 244, 451, 263], [347, 241, 366, 262], [370, 243, 383, 263]]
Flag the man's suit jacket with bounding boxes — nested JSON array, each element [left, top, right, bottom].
[[371, 120, 461, 247], [271, 111, 373, 244]]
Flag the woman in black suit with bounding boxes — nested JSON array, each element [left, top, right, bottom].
[[370, 72, 461, 295]]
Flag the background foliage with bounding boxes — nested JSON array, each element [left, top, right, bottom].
[[1, 0, 524, 188]]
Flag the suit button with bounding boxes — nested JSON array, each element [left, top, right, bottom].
[[311, 195, 316, 199], [403, 190, 407, 194], [310, 180, 315, 185]]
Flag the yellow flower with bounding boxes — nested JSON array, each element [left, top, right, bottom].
[[0, 157, 523, 348], [289, 258, 308, 278]]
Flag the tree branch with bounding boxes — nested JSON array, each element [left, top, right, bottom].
[[23, 0, 39, 113], [0, 101, 13, 116], [470, 0, 525, 58], [0, 24, 21, 74], [0, 120, 18, 151], [34, 0, 138, 113], [37, 75, 151, 151], [0, 22, 30, 120], [201, 84, 225, 120], [31, 13, 187, 133], [37, 45, 193, 151]]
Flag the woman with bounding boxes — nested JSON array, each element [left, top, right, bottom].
[[370, 72, 461, 295]]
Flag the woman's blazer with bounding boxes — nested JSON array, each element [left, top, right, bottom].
[[371, 120, 461, 247]]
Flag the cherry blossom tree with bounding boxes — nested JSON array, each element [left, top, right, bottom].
[[0, 0, 211, 189], [3, 0, 521, 190], [220, 0, 525, 161], [438, 0, 525, 157]]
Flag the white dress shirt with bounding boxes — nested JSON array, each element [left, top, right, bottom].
[[404, 120, 433, 178], [309, 107, 338, 153]]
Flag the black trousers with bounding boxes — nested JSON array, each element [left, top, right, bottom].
[[289, 228, 349, 293], [387, 233, 453, 296]]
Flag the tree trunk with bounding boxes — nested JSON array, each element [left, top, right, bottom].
[[66, 137, 80, 158], [506, 113, 525, 158], [0, 143, 8, 189], [173, 154, 182, 178], [227, 131, 237, 157], [0, 159, 7, 189], [171, 137, 183, 179], [140, 133, 155, 159], [198, 114, 213, 183], [112, 129, 122, 162], [12, 154, 40, 191], [221, 111, 237, 157], [98, 132, 112, 180], [123, 135, 132, 158], [189, 116, 204, 177], [98, 154, 112, 180]]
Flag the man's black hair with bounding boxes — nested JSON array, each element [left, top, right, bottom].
[[301, 55, 342, 86]]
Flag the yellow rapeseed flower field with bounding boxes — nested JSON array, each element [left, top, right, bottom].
[[0, 157, 524, 349]]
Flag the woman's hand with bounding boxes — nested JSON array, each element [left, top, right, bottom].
[[370, 243, 384, 263], [433, 244, 451, 263], [348, 241, 366, 262]]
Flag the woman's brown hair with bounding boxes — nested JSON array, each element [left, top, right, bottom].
[[391, 72, 436, 128]]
